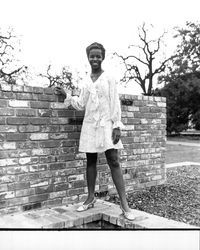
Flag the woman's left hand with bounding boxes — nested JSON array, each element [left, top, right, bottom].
[[112, 128, 121, 144]]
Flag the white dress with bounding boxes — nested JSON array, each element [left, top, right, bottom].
[[64, 72, 124, 153]]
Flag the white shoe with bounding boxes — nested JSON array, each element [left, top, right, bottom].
[[76, 198, 96, 212], [120, 206, 136, 221]]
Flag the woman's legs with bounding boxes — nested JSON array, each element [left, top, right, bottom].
[[83, 152, 98, 205], [105, 149, 130, 212]]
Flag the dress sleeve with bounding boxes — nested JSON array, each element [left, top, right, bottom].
[[63, 84, 89, 111], [109, 77, 125, 129]]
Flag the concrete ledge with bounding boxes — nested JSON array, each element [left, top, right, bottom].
[[166, 162, 200, 168], [0, 200, 198, 229]]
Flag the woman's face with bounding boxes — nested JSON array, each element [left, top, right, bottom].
[[88, 48, 103, 71]]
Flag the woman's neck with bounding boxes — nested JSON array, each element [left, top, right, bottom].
[[91, 68, 103, 75]]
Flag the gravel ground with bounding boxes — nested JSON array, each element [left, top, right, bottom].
[[108, 165, 200, 227]]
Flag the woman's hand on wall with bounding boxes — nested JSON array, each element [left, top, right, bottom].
[[54, 86, 73, 98]]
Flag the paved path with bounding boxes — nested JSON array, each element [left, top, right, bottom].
[[0, 199, 196, 229], [166, 161, 200, 168], [167, 140, 200, 147]]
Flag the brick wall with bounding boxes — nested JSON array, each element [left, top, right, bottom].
[[0, 83, 166, 214]]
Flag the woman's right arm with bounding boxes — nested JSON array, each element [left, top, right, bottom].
[[63, 85, 89, 111]]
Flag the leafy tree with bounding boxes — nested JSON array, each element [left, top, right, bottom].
[[156, 21, 200, 133], [0, 28, 27, 84], [114, 23, 174, 96], [155, 72, 200, 134]]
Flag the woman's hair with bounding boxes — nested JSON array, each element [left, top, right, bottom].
[[86, 42, 106, 60]]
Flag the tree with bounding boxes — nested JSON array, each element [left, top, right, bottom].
[[39, 64, 83, 96], [156, 21, 200, 133], [155, 73, 200, 134], [0, 28, 27, 84], [114, 23, 174, 96]]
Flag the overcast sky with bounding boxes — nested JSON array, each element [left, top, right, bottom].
[[0, 0, 200, 92]]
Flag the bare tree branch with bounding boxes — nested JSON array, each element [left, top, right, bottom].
[[114, 23, 173, 95]]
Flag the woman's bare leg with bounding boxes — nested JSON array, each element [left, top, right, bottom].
[[105, 149, 130, 212], [83, 152, 98, 205]]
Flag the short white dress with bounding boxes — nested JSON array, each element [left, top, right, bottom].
[[64, 72, 124, 153]]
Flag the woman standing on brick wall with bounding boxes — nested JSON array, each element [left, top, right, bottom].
[[55, 42, 136, 220]]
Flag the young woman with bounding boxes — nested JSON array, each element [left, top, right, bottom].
[[55, 42, 135, 220]]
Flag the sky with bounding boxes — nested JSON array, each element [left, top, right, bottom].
[[0, 231, 199, 250], [0, 0, 200, 93]]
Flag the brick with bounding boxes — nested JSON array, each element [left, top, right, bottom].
[[67, 188, 85, 196], [12, 85, 24, 92], [39, 140, 60, 148], [16, 141, 38, 149], [32, 87, 43, 93], [16, 109, 36, 116], [7, 117, 29, 125], [30, 180, 49, 187], [29, 194, 49, 203], [19, 157, 31, 165], [50, 103, 68, 109], [68, 132, 80, 139], [73, 180, 87, 188], [49, 133, 68, 140], [30, 118, 50, 125], [32, 148, 50, 156], [9, 100, 29, 107], [1, 83, 12, 91], [0, 191, 15, 199], [0, 118, 5, 125], [23, 86, 33, 93], [0, 91, 15, 99], [49, 162, 66, 171], [49, 191, 66, 199], [68, 174, 84, 182], [0, 175, 16, 184], [40, 125, 59, 133], [38, 94, 56, 102], [50, 118, 69, 124], [44, 88, 54, 95], [0, 142, 16, 150], [19, 125, 40, 133], [16, 188, 35, 197], [15, 93, 33, 100], [8, 182, 30, 190], [0, 100, 8, 107], [61, 140, 76, 147], [54, 183, 71, 192], [0, 108, 15, 116], [39, 156, 55, 164], [7, 133, 28, 141], [0, 125, 16, 133], [38, 109, 52, 117], [0, 184, 8, 192], [0, 158, 18, 166], [7, 166, 29, 174], [57, 154, 75, 162], [35, 185, 54, 194], [55, 110, 74, 117], [30, 101, 50, 109], [30, 133, 49, 140]]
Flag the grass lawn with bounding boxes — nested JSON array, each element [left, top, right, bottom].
[[166, 144, 200, 164]]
